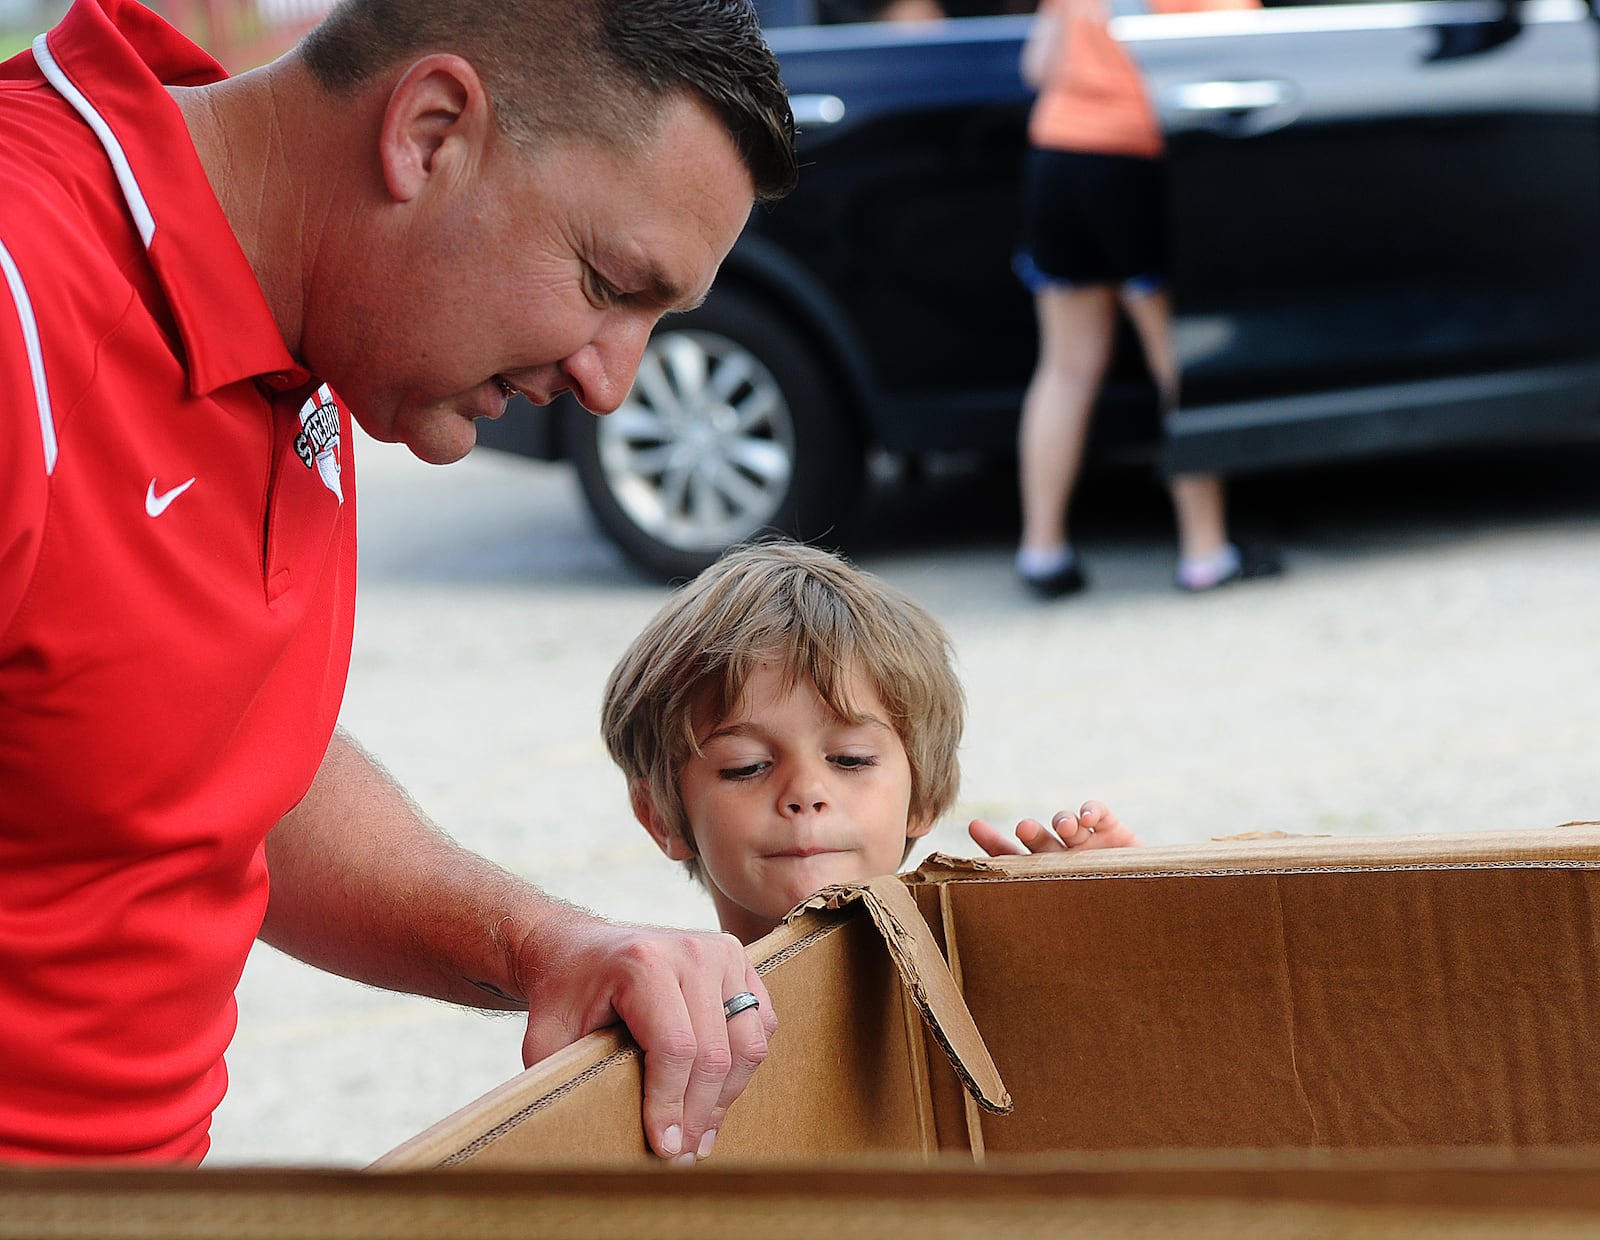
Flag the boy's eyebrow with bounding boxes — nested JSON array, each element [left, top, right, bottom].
[[698, 713, 895, 746]]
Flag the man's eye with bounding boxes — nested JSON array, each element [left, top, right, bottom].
[[588, 268, 621, 305]]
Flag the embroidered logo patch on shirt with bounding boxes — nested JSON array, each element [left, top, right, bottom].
[[295, 383, 343, 503]]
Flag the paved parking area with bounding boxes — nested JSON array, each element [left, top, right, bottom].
[[208, 431, 1600, 1166]]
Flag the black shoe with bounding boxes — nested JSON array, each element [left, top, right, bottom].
[[1176, 544, 1283, 593], [1020, 559, 1088, 599]]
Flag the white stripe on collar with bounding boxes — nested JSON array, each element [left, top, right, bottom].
[[33, 31, 157, 249], [0, 236, 58, 476]]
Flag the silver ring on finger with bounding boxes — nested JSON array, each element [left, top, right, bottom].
[[722, 991, 760, 1021]]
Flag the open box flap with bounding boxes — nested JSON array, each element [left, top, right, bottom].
[[792, 875, 1011, 1115]]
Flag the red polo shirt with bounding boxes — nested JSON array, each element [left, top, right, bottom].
[[0, 0, 357, 1162]]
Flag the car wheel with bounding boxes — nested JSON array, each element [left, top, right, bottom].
[[566, 287, 863, 581]]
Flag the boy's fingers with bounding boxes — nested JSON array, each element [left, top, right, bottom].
[[1048, 809, 1092, 849], [969, 817, 1026, 856], [1022, 816, 1070, 852]]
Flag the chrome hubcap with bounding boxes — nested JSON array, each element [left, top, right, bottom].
[[597, 330, 795, 553]]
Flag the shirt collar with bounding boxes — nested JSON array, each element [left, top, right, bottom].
[[38, 0, 307, 395]]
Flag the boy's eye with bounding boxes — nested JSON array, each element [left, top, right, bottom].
[[832, 754, 878, 771], [719, 762, 767, 781]]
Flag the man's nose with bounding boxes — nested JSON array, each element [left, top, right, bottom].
[[563, 318, 655, 415]]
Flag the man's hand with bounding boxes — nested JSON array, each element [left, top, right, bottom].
[[262, 731, 777, 1165], [968, 800, 1142, 855], [517, 915, 776, 1165]]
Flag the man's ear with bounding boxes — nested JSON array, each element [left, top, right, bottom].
[[631, 781, 696, 862], [378, 54, 492, 203]]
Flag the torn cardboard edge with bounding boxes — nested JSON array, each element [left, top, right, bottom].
[[910, 824, 1600, 882], [790, 875, 1011, 1115]]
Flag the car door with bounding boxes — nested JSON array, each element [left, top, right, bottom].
[[1123, 0, 1600, 473], [758, 13, 1040, 454]]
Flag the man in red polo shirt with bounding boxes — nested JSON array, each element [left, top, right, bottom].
[[0, 0, 795, 1163]]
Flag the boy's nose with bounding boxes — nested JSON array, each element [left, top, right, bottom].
[[779, 768, 828, 816]]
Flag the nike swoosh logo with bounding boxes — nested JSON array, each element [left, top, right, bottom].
[[146, 477, 196, 517]]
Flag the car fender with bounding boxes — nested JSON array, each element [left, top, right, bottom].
[[716, 231, 884, 443]]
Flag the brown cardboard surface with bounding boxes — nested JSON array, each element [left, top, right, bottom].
[[21, 827, 1600, 1235], [796, 874, 1010, 1113], [378, 906, 946, 1169], [947, 865, 1600, 1151], [17, 1152, 1600, 1238], [380, 826, 1600, 1172]]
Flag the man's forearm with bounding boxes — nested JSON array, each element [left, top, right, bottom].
[[262, 729, 777, 1162], [260, 728, 569, 1010]]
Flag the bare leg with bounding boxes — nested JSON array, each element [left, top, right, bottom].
[[1018, 285, 1119, 557], [1119, 288, 1228, 562]]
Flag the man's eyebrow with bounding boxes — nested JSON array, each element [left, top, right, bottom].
[[640, 263, 708, 313]]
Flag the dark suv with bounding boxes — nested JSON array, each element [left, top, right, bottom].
[[478, 0, 1600, 580]]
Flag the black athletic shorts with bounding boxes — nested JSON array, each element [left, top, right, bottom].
[[1012, 147, 1172, 294]]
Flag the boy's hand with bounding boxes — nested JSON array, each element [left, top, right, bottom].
[[518, 916, 775, 1166], [968, 800, 1142, 855]]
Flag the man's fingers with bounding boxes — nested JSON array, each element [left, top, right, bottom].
[[622, 934, 772, 1164], [626, 984, 698, 1161], [693, 965, 774, 1157]]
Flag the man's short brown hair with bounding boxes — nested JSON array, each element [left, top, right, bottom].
[[603, 540, 965, 877], [300, 0, 797, 201]]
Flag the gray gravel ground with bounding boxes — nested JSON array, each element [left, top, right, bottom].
[[207, 429, 1600, 1167]]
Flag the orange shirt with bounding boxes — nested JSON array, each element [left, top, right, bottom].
[[1028, 0, 1259, 159]]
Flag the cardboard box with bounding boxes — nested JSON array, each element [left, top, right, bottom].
[[14, 1152, 1600, 1238], [376, 825, 1600, 1169], [10, 825, 1600, 1238]]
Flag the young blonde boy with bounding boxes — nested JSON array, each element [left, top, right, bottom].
[[602, 540, 1138, 944]]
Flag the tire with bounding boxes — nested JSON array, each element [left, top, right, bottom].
[[566, 286, 863, 582]]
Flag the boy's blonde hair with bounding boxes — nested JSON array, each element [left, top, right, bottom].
[[602, 540, 965, 877]]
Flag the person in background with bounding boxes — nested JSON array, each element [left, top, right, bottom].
[[820, 0, 946, 20], [602, 540, 1140, 945], [1011, 0, 1281, 597], [0, 0, 794, 1165], [875, 0, 947, 18]]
